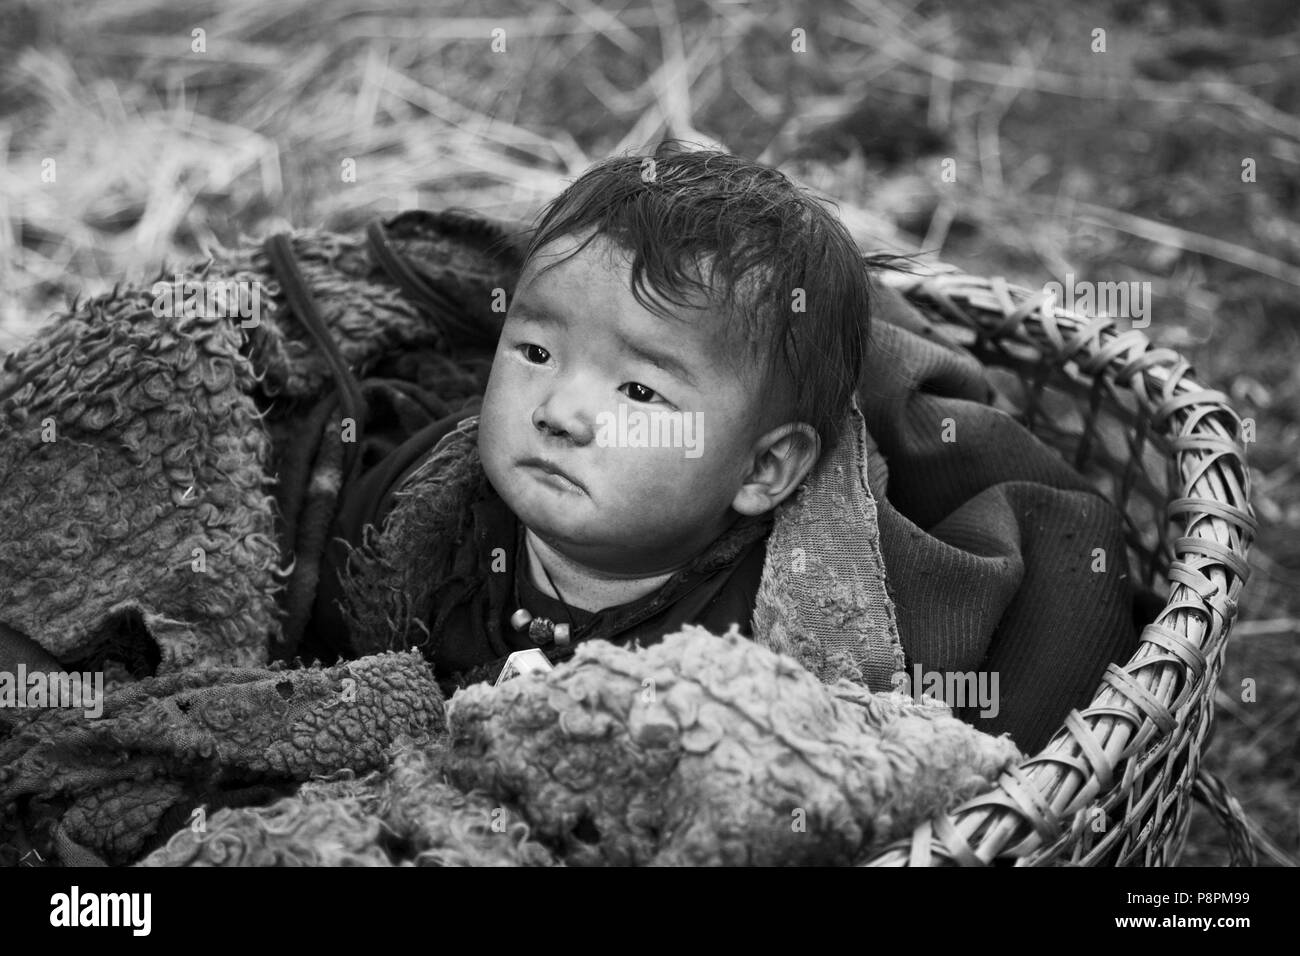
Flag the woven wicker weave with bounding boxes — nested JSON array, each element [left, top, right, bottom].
[[861, 269, 1257, 867]]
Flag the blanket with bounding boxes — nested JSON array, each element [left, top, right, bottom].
[[0, 209, 1143, 865], [139, 628, 1021, 867], [1, 651, 441, 866]]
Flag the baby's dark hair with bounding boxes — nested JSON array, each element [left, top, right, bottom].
[[520, 141, 878, 456]]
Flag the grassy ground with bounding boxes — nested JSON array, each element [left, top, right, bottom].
[[1, 0, 1296, 865]]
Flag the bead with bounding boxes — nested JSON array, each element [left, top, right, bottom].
[[510, 608, 533, 632], [553, 623, 571, 647], [528, 617, 554, 645]]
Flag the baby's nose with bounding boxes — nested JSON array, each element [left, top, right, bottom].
[[531, 387, 593, 444]]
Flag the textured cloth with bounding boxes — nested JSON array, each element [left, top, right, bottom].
[[0, 651, 442, 866], [753, 397, 906, 692], [858, 286, 1141, 750], [0, 282, 280, 672], [140, 628, 1021, 867], [0, 209, 519, 676]]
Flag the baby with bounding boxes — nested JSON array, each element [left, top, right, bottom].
[[482, 149, 866, 621], [297, 144, 1136, 752], [418, 144, 873, 684]]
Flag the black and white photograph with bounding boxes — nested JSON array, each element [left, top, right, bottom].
[[0, 0, 1295, 919]]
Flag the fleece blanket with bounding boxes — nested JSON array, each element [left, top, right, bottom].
[[139, 628, 1022, 867], [0, 209, 1141, 865]]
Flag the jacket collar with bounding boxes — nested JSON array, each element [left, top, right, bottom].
[[751, 398, 906, 691]]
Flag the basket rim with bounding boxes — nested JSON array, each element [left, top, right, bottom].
[[863, 268, 1256, 867]]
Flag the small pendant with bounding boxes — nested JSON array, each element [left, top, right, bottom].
[[528, 617, 555, 645], [554, 623, 571, 648], [495, 649, 555, 686], [510, 608, 533, 632]]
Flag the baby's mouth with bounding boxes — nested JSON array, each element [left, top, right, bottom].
[[517, 456, 588, 495]]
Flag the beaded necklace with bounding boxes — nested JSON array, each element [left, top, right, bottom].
[[509, 531, 576, 648]]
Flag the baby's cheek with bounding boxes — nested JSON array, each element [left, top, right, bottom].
[[480, 355, 518, 417], [475, 406, 506, 476], [609, 450, 724, 518]]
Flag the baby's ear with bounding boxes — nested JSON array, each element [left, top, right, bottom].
[[731, 423, 820, 516]]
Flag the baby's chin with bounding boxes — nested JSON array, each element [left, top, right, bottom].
[[500, 479, 600, 545], [504, 484, 679, 568]]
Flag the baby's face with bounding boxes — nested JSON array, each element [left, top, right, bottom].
[[478, 232, 769, 576]]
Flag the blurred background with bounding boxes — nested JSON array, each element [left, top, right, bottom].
[[1, 0, 1297, 865]]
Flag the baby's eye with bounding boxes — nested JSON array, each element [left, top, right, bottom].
[[620, 382, 662, 404], [518, 343, 550, 364]]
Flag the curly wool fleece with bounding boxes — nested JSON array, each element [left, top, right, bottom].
[[0, 210, 525, 673], [143, 627, 1020, 866], [0, 650, 443, 866], [140, 745, 557, 867], [0, 288, 279, 671]]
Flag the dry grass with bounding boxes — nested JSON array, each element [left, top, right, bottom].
[[1, 0, 1297, 865]]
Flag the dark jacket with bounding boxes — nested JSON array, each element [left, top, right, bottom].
[[424, 479, 770, 692]]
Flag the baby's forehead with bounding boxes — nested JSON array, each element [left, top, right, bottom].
[[518, 231, 770, 371]]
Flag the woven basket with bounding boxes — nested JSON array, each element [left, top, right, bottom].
[[856, 269, 1257, 867]]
